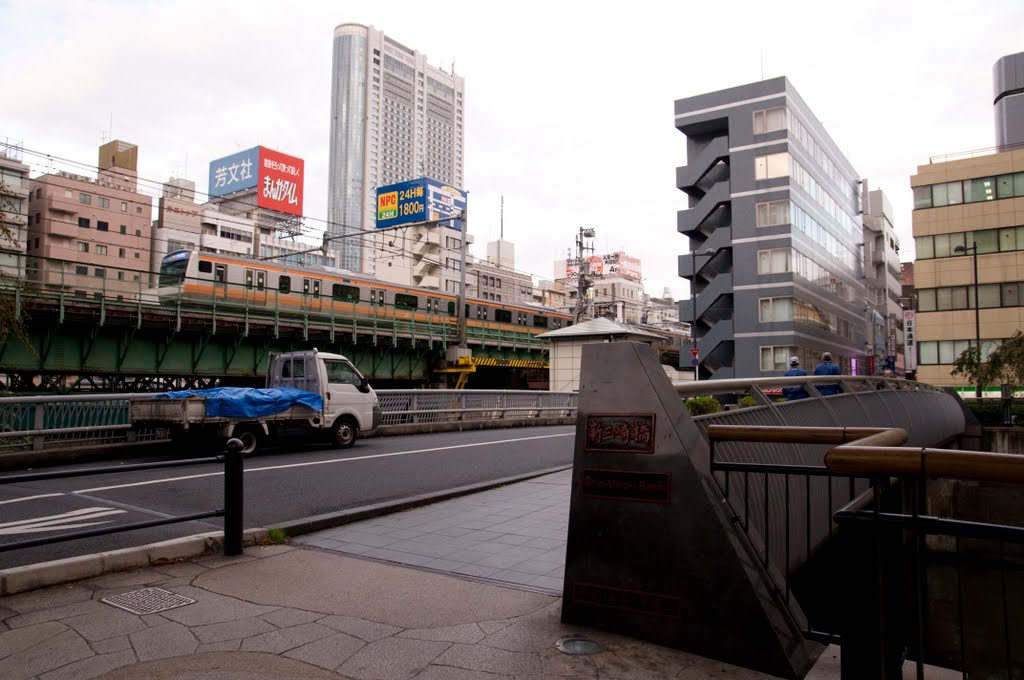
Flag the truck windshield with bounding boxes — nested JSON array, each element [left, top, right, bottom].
[[159, 256, 189, 286], [324, 360, 362, 386]]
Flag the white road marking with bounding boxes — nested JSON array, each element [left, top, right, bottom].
[[0, 507, 125, 535], [75, 431, 575, 494], [0, 493, 65, 506]]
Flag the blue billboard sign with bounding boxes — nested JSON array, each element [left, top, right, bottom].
[[376, 177, 466, 231], [208, 147, 260, 198]]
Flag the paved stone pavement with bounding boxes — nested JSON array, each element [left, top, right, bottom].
[[0, 469, 856, 679]]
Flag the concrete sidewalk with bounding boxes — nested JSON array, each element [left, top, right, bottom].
[[0, 471, 842, 680]]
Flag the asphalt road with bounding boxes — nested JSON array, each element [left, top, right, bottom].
[[0, 425, 576, 569]]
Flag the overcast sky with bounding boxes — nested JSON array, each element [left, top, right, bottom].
[[2, 0, 1021, 300]]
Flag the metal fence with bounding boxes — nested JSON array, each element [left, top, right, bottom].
[[375, 389, 577, 425], [0, 389, 578, 454], [0, 439, 245, 556]]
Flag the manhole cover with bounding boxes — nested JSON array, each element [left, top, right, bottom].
[[101, 587, 196, 615], [555, 635, 605, 655]]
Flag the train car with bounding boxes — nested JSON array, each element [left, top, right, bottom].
[[156, 250, 572, 338]]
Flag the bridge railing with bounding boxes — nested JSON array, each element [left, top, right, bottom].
[[828, 443, 1024, 678], [375, 389, 577, 425], [0, 390, 578, 454]]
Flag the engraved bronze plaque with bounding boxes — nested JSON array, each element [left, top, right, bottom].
[[580, 468, 671, 503], [584, 414, 655, 453], [573, 581, 682, 618]]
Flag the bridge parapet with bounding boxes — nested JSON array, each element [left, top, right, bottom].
[[561, 342, 968, 678]]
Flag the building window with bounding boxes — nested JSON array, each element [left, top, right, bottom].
[[756, 200, 790, 226], [752, 107, 787, 134], [755, 153, 789, 181], [136, 206, 142, 214], [78, 217, 90, 228], [121, 201, 128, 212], [99, 197, 110, 208], [134, 252, 140, 258], [759, 297, 792, 322], [135, 229, 141, 236], [757, 248, 791, 274], [117, 271, 125, 281], [94, 268, 105, 278], [118, 247, 125, 258], [78, 242, 89, 253], [75, 265, 88, 275], [96, 245, 107, 255], [97, 221, 108, 231], [760, 346, 796, 371], [120, 224, 127, 234], [79, 193, 91, 205]]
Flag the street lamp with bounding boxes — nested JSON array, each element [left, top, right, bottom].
[[953, 243, 982, 399]]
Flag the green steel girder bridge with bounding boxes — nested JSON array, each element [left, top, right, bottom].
[[0, 282, 552, 393]]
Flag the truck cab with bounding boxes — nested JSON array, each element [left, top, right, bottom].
[[266, 350, 381, 448]]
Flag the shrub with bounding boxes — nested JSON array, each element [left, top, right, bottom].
[[738, 395, 758, 409], [686, 396, 722, 416]]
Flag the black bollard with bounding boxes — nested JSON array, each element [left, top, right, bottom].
[[223, 437, 244, 556]]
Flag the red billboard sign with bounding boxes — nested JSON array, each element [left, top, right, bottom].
[[257, 147, 303, 217]]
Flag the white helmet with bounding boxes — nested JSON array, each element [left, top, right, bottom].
[[789, 356, 800, 366]]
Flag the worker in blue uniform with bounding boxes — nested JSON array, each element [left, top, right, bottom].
[[782, 356, 809, 400], [814, 351, 841, 396]]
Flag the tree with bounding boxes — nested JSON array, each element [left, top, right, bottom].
[[0, 178, 29, 347], [951, 333, 1024, 392]]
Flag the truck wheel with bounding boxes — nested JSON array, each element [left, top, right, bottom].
[[331, 416, 358, 449], [233, 426, 262, 456]]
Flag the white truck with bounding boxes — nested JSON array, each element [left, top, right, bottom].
[[130, 350, 381, 454]]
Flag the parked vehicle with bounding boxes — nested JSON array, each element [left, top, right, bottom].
[[129, 349, 381, 454]]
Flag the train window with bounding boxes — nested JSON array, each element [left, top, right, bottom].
[[245, 270, 254, 289], [214, 264, 226, 283], [427, 297, 439, 312], [553, 318, 562, 328], [477, 306, 486, 319], [312, 280, 321, 297], [534, 315, 548, 328], [279, 276, 291, 294], [256, 272, 266, 290], [332, 284, 360, 301], [448, 301, 455, 315], [495, 309, 511, 323], [518, 312, 526, 325], [198, 260, 212, 273], [395, 293, 418, 309], [371, 289, 384, 305], [302, 279, 310, 295]]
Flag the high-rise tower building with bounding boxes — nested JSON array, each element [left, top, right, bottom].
[[327, 24, 465, 275]]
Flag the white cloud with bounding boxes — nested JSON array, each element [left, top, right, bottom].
[[2, 0, 1022, 300]]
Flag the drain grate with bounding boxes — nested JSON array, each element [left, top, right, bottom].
[[101, 587, 196, 615]]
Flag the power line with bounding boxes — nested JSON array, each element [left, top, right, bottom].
[[12, 146, 571, 286]]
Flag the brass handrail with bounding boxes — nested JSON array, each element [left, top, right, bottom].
[[706, 424, 1024, 484]]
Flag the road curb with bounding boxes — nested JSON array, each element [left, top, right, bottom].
[[0, 465, 571, 596]]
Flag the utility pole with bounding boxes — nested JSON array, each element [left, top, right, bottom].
[[574, 227, 595, 323]]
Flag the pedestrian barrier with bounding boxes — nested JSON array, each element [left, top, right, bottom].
[[0, 438, 245, 556]]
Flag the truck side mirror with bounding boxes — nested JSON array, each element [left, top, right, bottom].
[[357, 378, 370, 394]]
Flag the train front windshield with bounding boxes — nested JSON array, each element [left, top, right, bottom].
[[159, 252, 190, 286]]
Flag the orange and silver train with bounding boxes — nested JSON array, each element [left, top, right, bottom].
[[156, 250, 573, 336]]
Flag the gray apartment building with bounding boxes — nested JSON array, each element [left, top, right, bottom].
[[676, 77, 868, 379]]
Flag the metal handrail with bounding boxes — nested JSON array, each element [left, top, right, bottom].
[[825, 446, 1024, 483], [0, 439, 245, 556]]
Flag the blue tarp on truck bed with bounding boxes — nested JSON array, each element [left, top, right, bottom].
[[155, 387, 323, 418]]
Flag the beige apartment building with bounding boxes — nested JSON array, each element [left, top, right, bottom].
[[26, 141, 153, 299], [910, 150, 1024, 391]]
